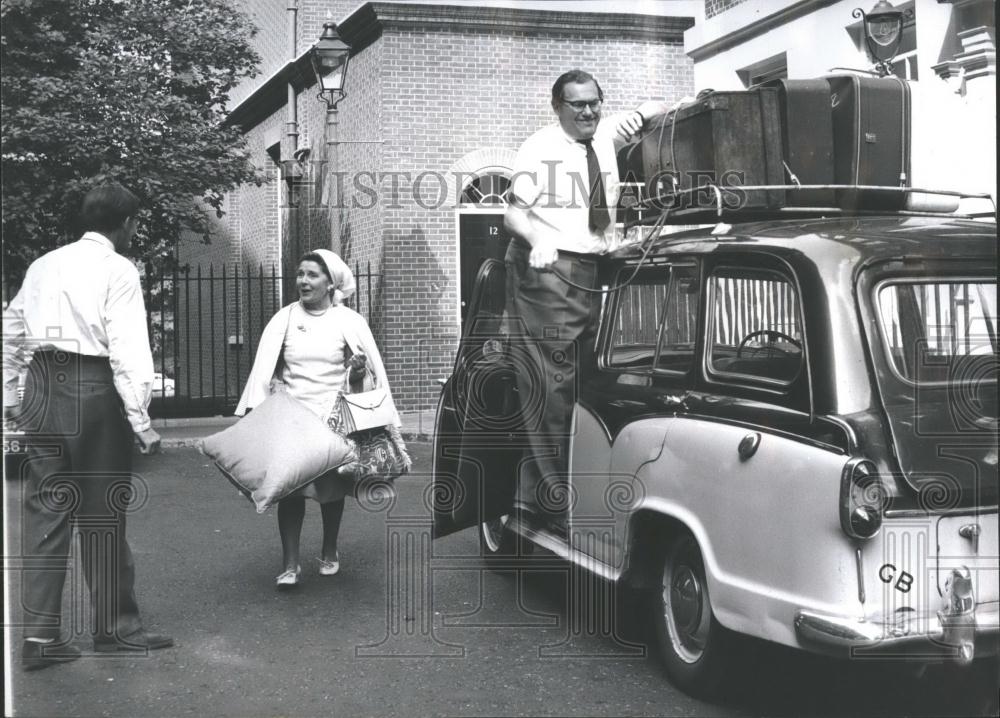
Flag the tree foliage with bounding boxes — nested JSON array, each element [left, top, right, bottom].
[[1, 0, 266, 282]]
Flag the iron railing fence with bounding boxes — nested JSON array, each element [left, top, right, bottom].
[[145, 262, 381, 418]]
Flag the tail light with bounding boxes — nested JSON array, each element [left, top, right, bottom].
[[840, 458, 886, 540]]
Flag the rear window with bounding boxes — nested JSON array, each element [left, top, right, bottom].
[[876, 280, 997, 383]]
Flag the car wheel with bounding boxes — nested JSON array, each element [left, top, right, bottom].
[[652, 533, 732, 697], [480, 513, 532, 567]]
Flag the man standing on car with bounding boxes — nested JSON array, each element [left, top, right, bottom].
[[3, 182, 173, 670], [503, 70, 670, 533]]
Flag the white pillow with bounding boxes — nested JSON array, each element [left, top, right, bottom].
[[200, 391, 355, 513]]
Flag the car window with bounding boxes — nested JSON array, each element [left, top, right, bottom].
[[876, 279, 997, 383], [707, 268, 803, 384], [655, 265, 700, 373], [607, 265, 701, 372], [608, 271, 667, 369]]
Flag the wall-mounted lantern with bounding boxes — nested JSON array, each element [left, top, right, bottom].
[[853, 1, 907, 76]]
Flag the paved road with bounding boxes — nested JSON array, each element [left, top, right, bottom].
[[4, 444, 998, 717]]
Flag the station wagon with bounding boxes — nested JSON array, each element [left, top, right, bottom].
[[430, 211, 998, 696]]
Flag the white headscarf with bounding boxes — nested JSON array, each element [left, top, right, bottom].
[[311, 248, 356, 306]]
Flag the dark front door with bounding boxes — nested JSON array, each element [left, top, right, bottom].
[[459, 213, 511, 329]]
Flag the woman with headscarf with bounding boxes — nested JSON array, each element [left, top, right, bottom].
[[235, 249, 410, 588]]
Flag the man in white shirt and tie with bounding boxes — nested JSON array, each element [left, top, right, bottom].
[[4, 182, 173, 669], [503, 70, 670, 534]]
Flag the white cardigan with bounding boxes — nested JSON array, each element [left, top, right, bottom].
[[234, 303, 401, 427]]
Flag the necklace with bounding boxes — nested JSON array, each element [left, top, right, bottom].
[[300, 302, 331, 317]]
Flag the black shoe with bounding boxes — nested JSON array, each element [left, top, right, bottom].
[[22, 640, 81, 671], [94, 631, 174, 653]]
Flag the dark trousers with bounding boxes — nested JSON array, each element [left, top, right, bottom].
[[504, 239, 601, 513], [19, 352, 142, 642]]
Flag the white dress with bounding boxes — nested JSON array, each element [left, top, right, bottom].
[[278, 303, 355, 503]]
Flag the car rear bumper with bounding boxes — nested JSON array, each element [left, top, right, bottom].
[[795, 567, 999, 662]]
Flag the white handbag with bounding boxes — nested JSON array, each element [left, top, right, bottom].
[[334, 369, 395, 435]]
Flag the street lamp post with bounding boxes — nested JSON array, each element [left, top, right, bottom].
[[309, 15, 352, 243], [853, 0, 907, 77]]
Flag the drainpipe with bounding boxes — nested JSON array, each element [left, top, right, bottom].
[[286, 0, 299, 157], [282, 0, 298, 301]]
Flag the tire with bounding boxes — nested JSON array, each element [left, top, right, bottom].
[[651, 533, 734, 698], [480, 513, 532, 567]]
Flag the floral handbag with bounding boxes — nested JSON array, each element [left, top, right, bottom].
[[346, 426, 410, 482]]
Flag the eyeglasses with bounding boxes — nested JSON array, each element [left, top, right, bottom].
[[561, 98, 603, 112]]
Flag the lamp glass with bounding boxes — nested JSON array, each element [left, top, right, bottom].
[[320, 61, 344, 93], [311, 51, 349, 93], [867, 14, 902, 49]]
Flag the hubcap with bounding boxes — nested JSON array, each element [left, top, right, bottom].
[[482, 514, 510, 553], [663, 554, 711, 663]]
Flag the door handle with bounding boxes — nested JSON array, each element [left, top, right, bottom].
[[738, 432, 761, 461], [959, 523, 980, 553]]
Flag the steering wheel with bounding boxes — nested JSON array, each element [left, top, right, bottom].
[[736, 329, 802, 359]]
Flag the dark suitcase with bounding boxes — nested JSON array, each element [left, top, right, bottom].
[[617, 139, 644, 184], [641, 88, 785, 211], [765, 79, 836, 207], [827, 74, 911, 210], [616, 140, 646, 226]]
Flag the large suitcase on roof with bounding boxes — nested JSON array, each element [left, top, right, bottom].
[[616, 140, 646, 227], [765, 78, 836, 207], [827, 74, 912, 210], [642, 88, 785, 211]]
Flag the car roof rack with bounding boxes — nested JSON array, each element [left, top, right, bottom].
[[624, 184, 997, 228]]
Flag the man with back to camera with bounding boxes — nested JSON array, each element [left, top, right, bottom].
[[4, 182, 173, 670], [503, 70, 671, 534]]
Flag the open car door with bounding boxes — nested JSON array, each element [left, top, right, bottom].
[[432, 259, 524, 538]]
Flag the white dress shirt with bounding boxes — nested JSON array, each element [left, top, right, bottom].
[[509, 114, 628, 254], [3, 233, 154, 433]]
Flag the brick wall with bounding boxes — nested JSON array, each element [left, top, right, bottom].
[[229, 0, 287, 108], [298, 1, 359, 51], [705, 0, 750, 20]]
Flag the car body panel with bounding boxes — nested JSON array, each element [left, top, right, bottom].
[[642, 416, 853, 648]]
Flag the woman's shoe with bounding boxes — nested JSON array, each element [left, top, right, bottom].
[[317, 554, 340, 576], [275, 566, 301, 588]]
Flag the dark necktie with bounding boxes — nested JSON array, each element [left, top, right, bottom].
[[580, 138, 610, 232]]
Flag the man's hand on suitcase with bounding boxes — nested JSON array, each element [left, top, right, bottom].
[[614, 110, 646, 141]]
